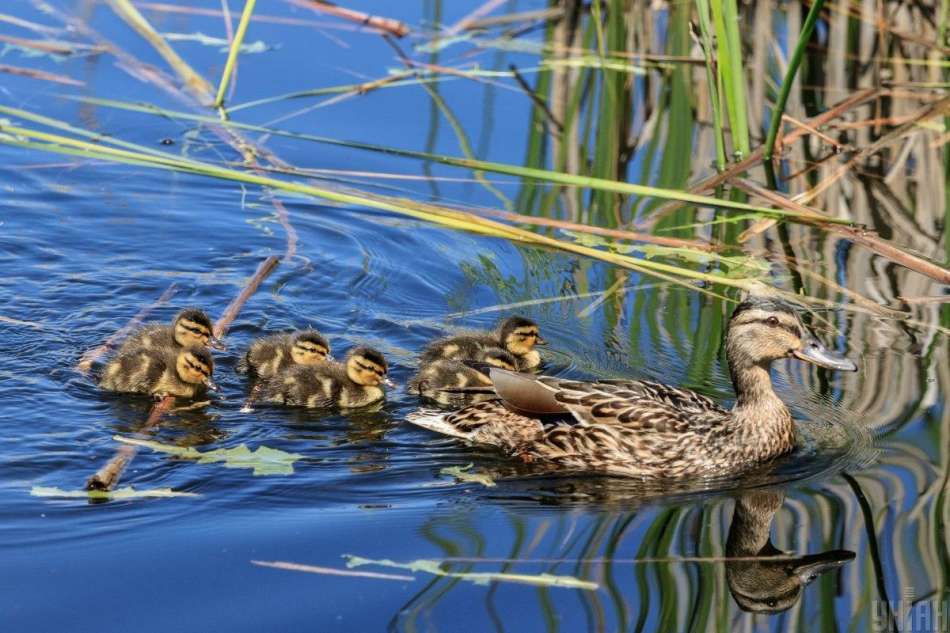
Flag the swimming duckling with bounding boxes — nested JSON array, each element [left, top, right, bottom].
[[237, 329, 331, 378], [99, 346, 216, 399], [118, 308, 224, 355], [408, 298, 858, 479], [409, 348, 517, 407], [260, 346, 390, 409], [420, 316, 546, 371]]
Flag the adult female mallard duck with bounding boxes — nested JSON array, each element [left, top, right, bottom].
[[118, 308, 224, 354], [259, 346, 391, 409], [99, 345, 217, 399], [237, 329, 331, 378], [408, 298, 858, 479], [420, 316, 546, 370], [409, 348, 518, 407]]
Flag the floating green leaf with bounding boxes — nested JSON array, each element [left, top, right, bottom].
[[440, 463, 497, 487], [113, 436, 304, 475], [31, 486, 198, 500], [345, 556, 598, 590]]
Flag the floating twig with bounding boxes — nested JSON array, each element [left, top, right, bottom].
[[0, 63, 85, 86], [252, 560, 415, 582], [76, 283, 177, 374], [285, 0, 409, 38]]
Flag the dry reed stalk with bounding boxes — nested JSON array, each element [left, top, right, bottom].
[[476, 207, 721, 252], [75, 283, 177, 374], [84, 256, 280, 492], [642, 87, 881, 228], [285, 0, 409, 37], [732, 177, 950, 284], [0, 63, 85, 86], [797, 95, 950, 204]]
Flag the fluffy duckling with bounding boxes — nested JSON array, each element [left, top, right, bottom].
[[260, 346, 390, 409], [409, 348, 517, 407], [118, 308, 223, 355], [420, 316, 546, 371], [238, 329, 331, 378], [99, 346, 216, 399]]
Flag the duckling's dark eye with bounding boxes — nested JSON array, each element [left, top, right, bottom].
[[766, 599, 778, 608], [766, 317, 780, 327]]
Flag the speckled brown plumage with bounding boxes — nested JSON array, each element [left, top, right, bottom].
[[259, 347, 387, 409], [99, 346, 213, 399], [419, 316, 545, 370], [408, 298, 858, 479], [237, 330, 330, 378]]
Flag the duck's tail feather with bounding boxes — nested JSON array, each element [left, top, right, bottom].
[[406, 408, 475, 441]]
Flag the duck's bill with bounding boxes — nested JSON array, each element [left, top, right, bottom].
[[534, 336, 548, 346], [792, 338, 858, 371], [382, 377, 397, 388], [792, 550, 856, 584], [209, 337, 228, 351], [204, 378, 220, 392]]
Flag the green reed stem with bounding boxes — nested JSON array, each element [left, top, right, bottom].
[[710, 0, 750, 158], [763, 0, 826, 161], [694, 0, 727, 170], [214, 0, 257, 108]]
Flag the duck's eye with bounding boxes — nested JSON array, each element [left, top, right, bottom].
[[766, 599, 778, 608], [766, 316, 780, 326]]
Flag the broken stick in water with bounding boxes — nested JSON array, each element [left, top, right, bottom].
[[75, 283, 177, 374], [85, 256, 280, 492]]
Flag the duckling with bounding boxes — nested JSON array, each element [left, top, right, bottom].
[[237, 329, 331, 378], [260, 346, 390, 409], [99, 345, 216, 399], [409, 348, 518, 407], [408, 297, 858, 479], [117, 308, 224, 355], [420, 316, 546, 371], [726, 491, 854, 613]]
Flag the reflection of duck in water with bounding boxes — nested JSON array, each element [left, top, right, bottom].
[[409, 298, 858, 478], [727, 491, 854, 613]]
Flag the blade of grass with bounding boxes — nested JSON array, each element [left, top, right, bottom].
[[60, 95, 846, 224], [763, 0, 826, 161], [214, 0, 257, 108], [107, 0, 214, 100]]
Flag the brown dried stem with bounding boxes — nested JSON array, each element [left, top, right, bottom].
[[285, 0, 409, 37], [75, 283, 177, 374]]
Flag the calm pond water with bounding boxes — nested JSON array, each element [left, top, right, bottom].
[[0, 1, 947, 632]]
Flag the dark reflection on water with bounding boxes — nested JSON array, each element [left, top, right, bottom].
[[0, 2, 945, 632]]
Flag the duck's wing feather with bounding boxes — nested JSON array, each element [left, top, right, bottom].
[[589, 379, 727, 414]]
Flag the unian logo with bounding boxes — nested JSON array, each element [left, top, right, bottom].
[[873, 587, 950, 632]]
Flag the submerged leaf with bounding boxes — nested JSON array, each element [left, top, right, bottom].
[[31, 486, 197, 500], [440, 463, 496, 487], [345, 555, 598, 590], [113, 436, 305, 476]]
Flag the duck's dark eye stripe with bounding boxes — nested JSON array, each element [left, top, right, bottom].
[[756, 318, 801, 338]]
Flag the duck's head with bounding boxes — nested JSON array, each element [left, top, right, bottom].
[[174, 347, 217, 390], [173, 309, 225, 350], [726, 299, 857, 373], [345, 347, 391, 387], [498, 316, 546, 357], [478, 347, 518, 371], [290, 330, 331, 365], [728, 547, 855, 613]]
